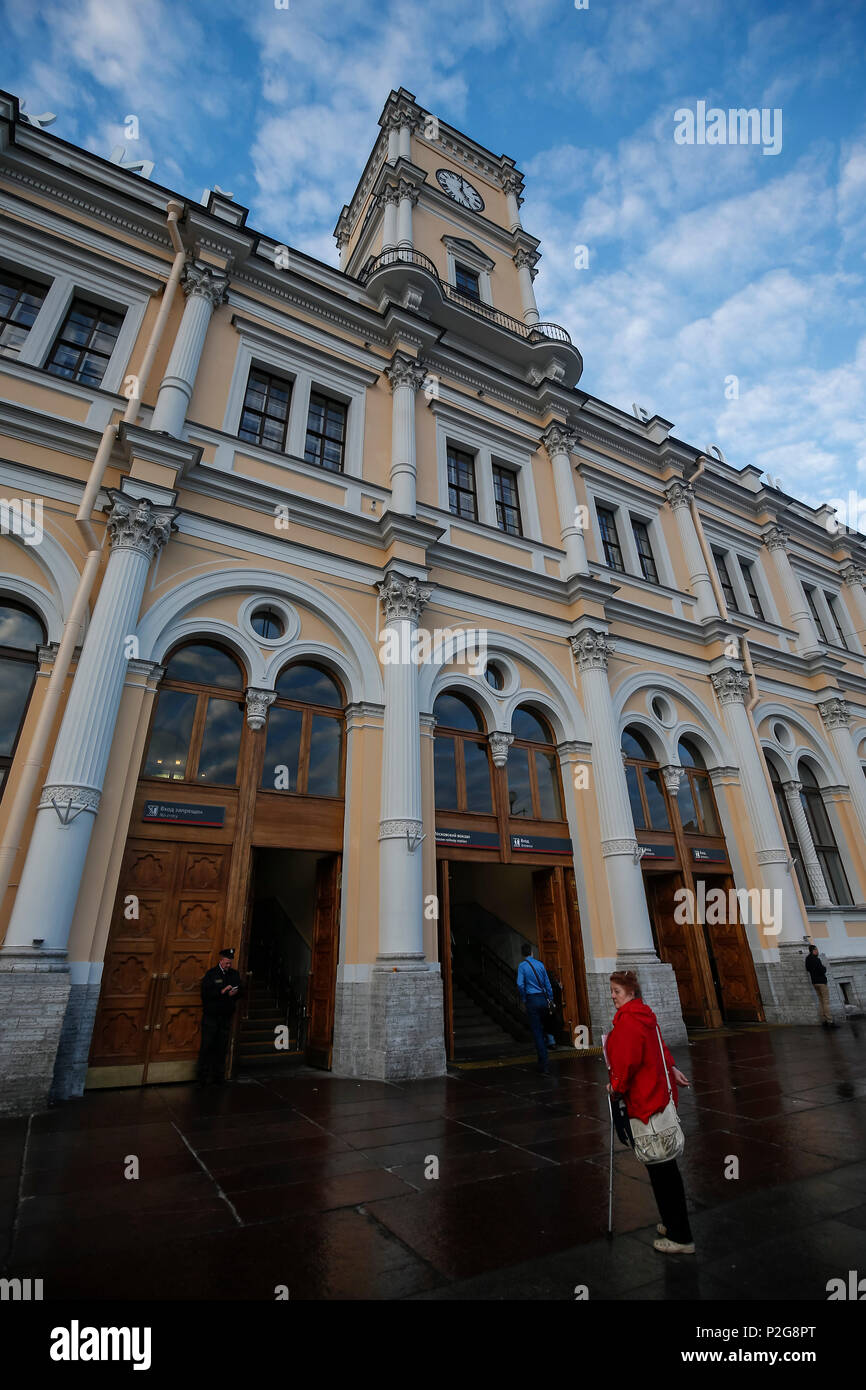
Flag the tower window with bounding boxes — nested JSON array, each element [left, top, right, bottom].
[[454, 263, 481, 301]]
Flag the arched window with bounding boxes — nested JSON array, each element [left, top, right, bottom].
[[799, 764, 852, 905], [433, 692, 492, 814], [261, 663, 345, 797], [621, 724, 670, 831], [143, 642, 245, 785], [675, 737, 721, 836], [0, 600, 46, 800], [766, 757, 813, 906], [507, 705, 562, 820]]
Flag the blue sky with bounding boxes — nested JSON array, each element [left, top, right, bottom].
[[3, 0, 865, 529]]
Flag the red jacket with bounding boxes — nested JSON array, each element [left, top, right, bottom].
[[606, 998, 678, 1122]]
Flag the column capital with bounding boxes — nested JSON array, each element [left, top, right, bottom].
[[781, 778, 803, 796], [182, 259, 230, 308], [245, 687, 276, 731], [385, 351, 427, 392], [841, 561, 866, 589], [499, 167, 525, 202], [663, 480, 695, 511], [541, 422, 579, 459], [661, 764, 684, 794], [570, 628, 616, 671], [104, 490, 178, 560], [710, 667, 751, 705], [761, 525, 790, 553], [513, 247, 539, 274], [489, 731, 514, 768], [377, 571, 431, 624], [396, 179, 420, 206], [378, 182, 401, 207], [602, 838, 646, 864], [818, 696, 850, 729]]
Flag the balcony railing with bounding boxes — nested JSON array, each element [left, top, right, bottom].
[[360, 247, 572, 345]]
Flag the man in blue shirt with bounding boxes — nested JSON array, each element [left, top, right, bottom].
[[517, 942, 554, 1074]]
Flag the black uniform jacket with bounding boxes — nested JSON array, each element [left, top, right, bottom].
[[805, 953, 827, 985], [200, 965, 243, 1017]]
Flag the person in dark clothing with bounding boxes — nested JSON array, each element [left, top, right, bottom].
[[196, 947, 242, 1086], [517, 942, 555, 1074], [805, 944, 835, 1026], [605, 970, 694, 1255]]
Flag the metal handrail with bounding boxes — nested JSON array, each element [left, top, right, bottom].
[[360, 247, 572, 345]]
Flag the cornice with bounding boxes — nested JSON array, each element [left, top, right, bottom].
[[228, 274, 390, 348], [229, 309, 383, 383], [0, 396, 114, 462]]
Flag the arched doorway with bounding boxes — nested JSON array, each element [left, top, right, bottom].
[[625, 725, 764, 1027], [434, 693, 589, 1060]]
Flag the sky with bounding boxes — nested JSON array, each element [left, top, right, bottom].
[[3, 0, 866, 530]]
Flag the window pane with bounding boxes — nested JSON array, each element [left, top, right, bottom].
[[307, 715, 342, 796], [275, 664, 342, 706], [0, 604, 44, 649], [463, 740, 493, 813], [643, 768, 670, 830], [165, 643, 243, 690], [507, 746, 533, 818], [143, 689, 197, 779], [625, 764, 646, 830], [820, 850, 852, 906], [694, 775, 721, 835], [0, 657, 35, 756], [434, 693, 483, 732], [434, 736, 459, 810], [802, 788, 833, 845], [621, 727, 653, 760], [197, 697, 243, 785], [535, 749, 562, 819], [676, 777, 700, 833], [262, 706, 303, 791], [512, 706, 551, 743]]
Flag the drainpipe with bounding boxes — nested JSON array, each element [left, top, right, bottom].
[[0, 201, 187, 917]]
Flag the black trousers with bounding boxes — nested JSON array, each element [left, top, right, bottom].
[[647, 1158, 693, 1244], [197, 1014, 231, 1081]]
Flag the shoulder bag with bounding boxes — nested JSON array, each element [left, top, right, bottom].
[[629, 1025, 685, 1165], [527, 959, 555, 1015]]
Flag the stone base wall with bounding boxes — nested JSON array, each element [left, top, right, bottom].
[[586, 950, 688, 1048], [826, 955, 866, 1020], [0, 956, 70, 1115], [755, 942, 822, 1025], [52, 980, 102, 1100], [333, 967, 447, 1080]]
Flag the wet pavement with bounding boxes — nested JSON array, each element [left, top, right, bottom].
[[1, 1023, 865, 1300]]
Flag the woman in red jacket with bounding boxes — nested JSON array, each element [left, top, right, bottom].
[[605, 969, 695, 1255]]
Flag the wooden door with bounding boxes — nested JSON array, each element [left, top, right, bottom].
[[305, 853, 341, 1069], [563, 866, 591, 1036], [532, 867, 580, 1042], [645, 873, 707, 1026], [89, 839, 231, 1084], [701, 875, 765, 1023], [437, 859, 454, 1059]]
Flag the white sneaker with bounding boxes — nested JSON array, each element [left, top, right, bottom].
[[653, 1236, 695, 1255]]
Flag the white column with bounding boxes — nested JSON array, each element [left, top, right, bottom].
[[781, 779, 833, 907], [335, 222, 351, 272], [841, 563, 866, 646], [569, 630, 656, 953], [500, 169, 523, 231], [398, 123, 412, 161], [664, 481, 719, 621], [380, 186, 399, 251], [542, 424, 588, 579], [385, 353, 426, 516], [2, 491, 178, 956], [150, 261, 229, 437], [818, 697, 866, 843], [762, 527, 821, 655], [396, 181, 417, 249], [387, 126, 400, 161], [377, 572, 430, 962], [709, 668, 806, 944], [513, 249, 540, 326]]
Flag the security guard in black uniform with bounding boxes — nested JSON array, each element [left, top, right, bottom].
[[196, 947, 242, 1086]]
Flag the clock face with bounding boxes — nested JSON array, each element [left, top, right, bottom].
[[435, 168, 485, 212]]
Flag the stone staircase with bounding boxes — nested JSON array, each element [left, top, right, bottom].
[[236, 980, 301, 1066], [452, 982, 531, 1061]]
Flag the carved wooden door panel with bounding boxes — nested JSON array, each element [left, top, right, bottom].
[[532, 867, 577, 1042], [305, 853, 341, 1069], [702, 875, 764, 1023], [645, 873, 706, 1026]]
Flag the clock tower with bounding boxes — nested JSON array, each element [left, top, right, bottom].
[[334, 88, 581, 387]]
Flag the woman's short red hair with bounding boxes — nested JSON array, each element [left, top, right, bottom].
[[609, 969, 642, 998]]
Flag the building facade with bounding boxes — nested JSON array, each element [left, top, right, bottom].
[[1, 87, 865, 1115]]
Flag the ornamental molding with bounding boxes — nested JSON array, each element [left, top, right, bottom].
[[541, 422, 579, 459], [569, 629, 616, 671], [601, 838, 645, 863], [756, 849, 790, 866], [781, 779, 803, 796], [708, 766, 739, 782], [498, 167, 525, 201], [710, 668, 751, 705], [38, 784, 102, 818], [182, 260, 230, 308], [661, 764, 684, 794], [663, 480, 694, 511], [841, 563, 866, 589], [377, 571, 431, 624], [245, 687, 277, 731], [378, 818, 424, 840], [378, 183, 401, 207], [104, 491, 178, 559], [385, 351, 428, 392], [0, 163, 174, 247], [513, 248, 540, 272], [489, 732, 514, 768], [818, 697, 850, 729], [762, 525, 790, 553]]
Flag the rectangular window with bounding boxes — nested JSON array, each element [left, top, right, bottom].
[[447, 446, 478, 521], [631, 518, 659, 583], [804, 587, 828, 643], [454, 263, 481, 301], [238, 368, 291, 452], [713, 551, 738, 611], [304, 392, 347, 472], [740, 559, 765, 621], [596, 505, 624, 572], [45, 297, 123, 387], [492, 463, 522, 536], [825, 592, 850, 650], [0, 270, 48, 358]]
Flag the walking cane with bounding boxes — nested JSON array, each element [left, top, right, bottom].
[[606, 1094, 615, 1240]]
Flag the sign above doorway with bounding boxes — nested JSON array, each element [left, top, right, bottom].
[[143, 802, 226, 827]]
